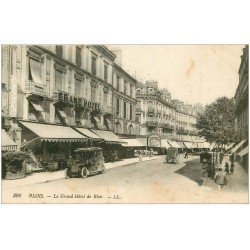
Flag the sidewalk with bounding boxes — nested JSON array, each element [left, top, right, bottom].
[[2, 155, 162, 189], [203, 160, 249, 193]]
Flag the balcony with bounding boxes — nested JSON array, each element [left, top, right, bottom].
[[26, 81, 47, 97], [161, 123, 174, 130], [146, 121, 158, 127]]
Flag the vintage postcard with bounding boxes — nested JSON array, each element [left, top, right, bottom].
[[1, 44, 248, 204]]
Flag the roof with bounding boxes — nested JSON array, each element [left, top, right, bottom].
[[2, 129, 18, 151], [90, 129, 122, 143], [19, 121, 87, 142], [121, 139, 144, 147], [75, 127, 101, 139]]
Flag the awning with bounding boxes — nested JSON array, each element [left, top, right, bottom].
[[177, 142, 186, 148], [168, 141, 181, 148], [121, 139, 144, 147], [74, 128, 102, 140], [93, 116, 101, 123], [203, 142, 211, 148], [105, 119, 111, 124], [19, 121, 87, 142], [57, 109, 67, 118], [136, 138, 147, 147], [225, 143, 235, 151], [161, 139, 171, 149], [29, 58, 42, 86], [91, 129, 123, 144], [184, 142, 193, 148], [237, 146, 248, 157], [230, 140, 246, 154], [1, 129, 18, 151], [30, 101, 44, 112]]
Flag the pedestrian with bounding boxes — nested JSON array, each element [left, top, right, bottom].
[[219, 152, 224, 164], [138, 151, 142, 162], [224, 162, 230, 174], [214, 168, 227, 191], [184, 151, 188, 159], [230, 162, 235, 175]]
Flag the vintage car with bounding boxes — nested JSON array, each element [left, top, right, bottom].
[[166, 147, 179, 164], [66, 147, 105, 179]]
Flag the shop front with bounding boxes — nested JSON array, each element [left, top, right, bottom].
[[90, 129, 124, 162], [19, 121, 87, 171]]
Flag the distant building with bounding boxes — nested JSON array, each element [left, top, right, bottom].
[[234, 45, 248, 169], [135, 80, 199, 142]]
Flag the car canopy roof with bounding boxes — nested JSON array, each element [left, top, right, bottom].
[[74, 147, 102, 152]]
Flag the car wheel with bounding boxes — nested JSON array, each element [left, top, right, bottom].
[[81, 167, 89, 179], [100, 164, 105, 174]]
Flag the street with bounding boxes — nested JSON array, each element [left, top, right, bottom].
[[2, 155, 248, 204]]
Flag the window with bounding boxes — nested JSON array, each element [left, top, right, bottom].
[[75, 78, 81, 97], [124, 80, 127, 94], [91, 86, 96, 102], [130, 84, 133, 97], [104, 91, 108, 105], [55, 69, 63, 91], [29, 58, 42, 85], [91, 57, 97, 76], [56, 45, 63, 57], [123, 101, 127, 119], [130, 104, 133, 120], [76, 46, 81, 67], [116, 75, 120, 91], [104, 64, 108, 81], [116, 99, 120, 116]]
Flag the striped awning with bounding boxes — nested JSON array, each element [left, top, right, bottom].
[[161, 139, 171, 149], [237, 146, 248, 157], [231, 140, 246, 154], [1, 129, 18, 151], [168, 141, 181, 148], [184, 142, 193, 148]]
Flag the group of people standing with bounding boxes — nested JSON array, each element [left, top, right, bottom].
[[214, 152, 235, 190]]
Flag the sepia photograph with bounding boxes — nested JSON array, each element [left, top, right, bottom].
[[1, 44, 248, 204]]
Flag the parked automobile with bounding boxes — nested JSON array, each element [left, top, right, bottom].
[[166, 147, 179, 164], [66, 147, 105, 178]]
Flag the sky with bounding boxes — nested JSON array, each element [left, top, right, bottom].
[[118, 45, 244, 106]]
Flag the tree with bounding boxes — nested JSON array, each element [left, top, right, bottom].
[[196, 97, 235, 146]]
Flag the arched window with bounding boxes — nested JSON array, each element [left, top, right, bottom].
[[128, 124, 134, 135], [115, 121, 122, 134]]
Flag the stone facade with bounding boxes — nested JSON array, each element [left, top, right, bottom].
[[1, 45, 138, 148], [135, 81, 200, 142], [235, 45, 248, 142]]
